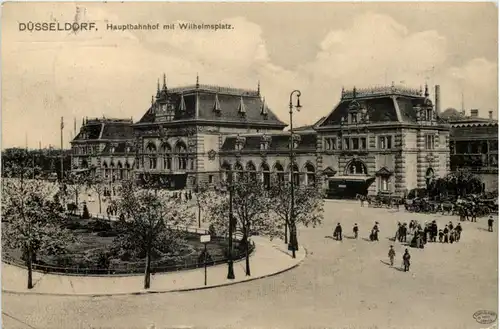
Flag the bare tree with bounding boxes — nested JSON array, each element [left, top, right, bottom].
[[116, 181, 194, 289]]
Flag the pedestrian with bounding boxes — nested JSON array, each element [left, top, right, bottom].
[[353, 223, 359, 239], [401, 223, 408, 242], [395, 222, 401, 241], [372, 222, 380, 241], [388, 245, 396, 266], [488, 216, 494, 232], [360, 195, 365, 207], [443, 227, 449, 243], [403, 249, 411, 272], [455, 223, 462, 242], [448, 221, 454, 231], [334, 223, 343, 241]]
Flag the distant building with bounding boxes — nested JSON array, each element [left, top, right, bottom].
[[447, 109, 498, 191], [70, 117, 135, 182]]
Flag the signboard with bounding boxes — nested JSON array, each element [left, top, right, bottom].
[[200, 234, 211, 243], [339, 184, 347, 188]]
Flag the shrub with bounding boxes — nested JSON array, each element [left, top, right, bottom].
[[88, 220, 112, 232]]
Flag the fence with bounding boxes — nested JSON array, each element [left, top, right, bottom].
[[3, 241, 255, 277]]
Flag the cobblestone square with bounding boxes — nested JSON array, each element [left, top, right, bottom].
[[3, 201, 497, 329]]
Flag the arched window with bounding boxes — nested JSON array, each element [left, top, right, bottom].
[[125, 162, 130, 180], [289, 163, 300, 186], [102, 161, 109, 180], [175, 141, 188, 170], [221, 161, 231, 183], [110, 161, 116, 182], [261, 163, 270, 189], [161, 142, 172, 171], [274, 162, 285, 183], [146, 143, 157, 170], [345, 160, 367, 175], [246, 161, 257, 181], [305, 163, 316, 186], [234, 162, 244, 180], [425, 168, 435, 187], [117, 161, 124, 180]]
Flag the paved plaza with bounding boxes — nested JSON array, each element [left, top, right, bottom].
[[2, 200, 498, 329]]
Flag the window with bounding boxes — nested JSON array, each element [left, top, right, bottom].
[[378, 136, 393, 149], [361, 137, 367, 149], [324, 138, 336, 150], [352, 138, 359, 150], [343, 138, 350, 150], [425, 135, 435, 150], [426, 109, 433, 121], [379, 136, 386, 149], [305, 163, 315, 186], [208, 175, 213, 184], [379, 177, 389, 191]]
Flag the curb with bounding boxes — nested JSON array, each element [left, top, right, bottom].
[[2, 246, 307, 298]]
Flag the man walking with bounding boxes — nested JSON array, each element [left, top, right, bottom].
[[388, 245, 396, 266], [334, 223, 343, 241], [403, 249, 411, 272], [488, 216, 494, 232], [353, 223, 359, 239]]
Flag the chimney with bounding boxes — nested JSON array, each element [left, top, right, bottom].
[[434, 85, 441, 115], [489, 110, 493, 119], [471, 109, 479, 118]]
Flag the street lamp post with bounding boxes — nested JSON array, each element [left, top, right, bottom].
[[289, 90, 302, 259], [227, 169, 235, 279]]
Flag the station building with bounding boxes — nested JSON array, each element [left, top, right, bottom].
[[71, 77, 452, 198]]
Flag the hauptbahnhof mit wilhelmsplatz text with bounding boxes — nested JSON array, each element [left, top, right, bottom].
[[107, 22, 233, 31]]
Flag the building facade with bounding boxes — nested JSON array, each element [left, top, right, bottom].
[[70, 118, 135, 182], [71, 79, 454, 198], [447, 109, 498, 191]]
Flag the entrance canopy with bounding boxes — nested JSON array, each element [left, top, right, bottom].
[[327, 175, 376, 199]]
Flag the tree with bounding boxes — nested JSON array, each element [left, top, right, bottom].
[[64, 172, 87, 208], [269, 181, 324, 258], [88, 177, 106, 214], [2, 178, 76, 289], [195, 183, 215, 228], [445, 169, 483, 197], [116, 180, 194, 289], [206, 173, 278, 276]]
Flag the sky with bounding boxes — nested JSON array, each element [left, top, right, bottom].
[[1, 2, 498, 149]]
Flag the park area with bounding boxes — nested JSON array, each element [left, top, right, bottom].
[[2, 215, 246, 275]]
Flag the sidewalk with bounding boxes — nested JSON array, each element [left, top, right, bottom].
[[2, 236, 306, 297]]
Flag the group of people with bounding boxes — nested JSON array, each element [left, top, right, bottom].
[[388, 246, 412, 272], [169, 190, 194, 201], [332, 222, 379, 241], [394, 220, 464, 249]]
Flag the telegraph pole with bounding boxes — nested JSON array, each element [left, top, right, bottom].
[[60, 117, 64, 182]]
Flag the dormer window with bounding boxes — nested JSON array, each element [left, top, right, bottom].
[[213, 93, 221, 115], [235, 135, 246, 151], [238, 97, 246, 117]]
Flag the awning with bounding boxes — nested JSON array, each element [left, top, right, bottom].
[[328, 175, 375, 182]]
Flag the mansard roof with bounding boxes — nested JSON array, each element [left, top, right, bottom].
[[137, 83, 286, 128], [101, 141, 136, 154], [220, 131, 317, 152], [317, 85, 440, 127], [72, 118, 134, 142]]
